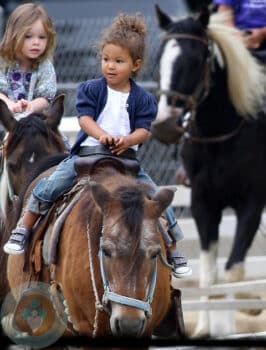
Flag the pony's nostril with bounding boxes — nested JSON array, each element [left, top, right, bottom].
[[114, 318, 121, 335]]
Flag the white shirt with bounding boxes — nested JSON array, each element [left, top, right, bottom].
[[81, 86, 138, 151]]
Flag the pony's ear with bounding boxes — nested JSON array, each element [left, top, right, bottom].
[[152, 187, 175, 216], [155, 4, 173, 30], [198, 5, 210, 28], [90, 181, 111, 213], [46, 94, 65, 130], [0, 99, 17, 131]]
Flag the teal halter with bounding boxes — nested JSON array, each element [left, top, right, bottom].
[[98, 243, 158, 318]]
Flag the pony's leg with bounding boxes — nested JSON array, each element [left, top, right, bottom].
[[191, 202, 221, 338], [224, 203, 264, 316], [225, 202, 264, 280], [193, 243, 218, 338]]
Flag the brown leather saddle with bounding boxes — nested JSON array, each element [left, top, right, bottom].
[[74, 145, 140, 177]]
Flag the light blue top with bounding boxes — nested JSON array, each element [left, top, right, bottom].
[[0, 58, 57, 103]]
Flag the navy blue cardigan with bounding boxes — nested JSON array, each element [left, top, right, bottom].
[[70, 77, 157, 154]]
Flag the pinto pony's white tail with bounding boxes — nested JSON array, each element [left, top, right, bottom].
[[208, 13, 266, 118]]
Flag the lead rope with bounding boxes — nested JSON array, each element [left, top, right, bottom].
[[86, 221, 104, 337]]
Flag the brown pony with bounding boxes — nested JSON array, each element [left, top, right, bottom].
[[0, 96, 67, 305], [3, 159, 175, 347], [0, 95, 67, 228]]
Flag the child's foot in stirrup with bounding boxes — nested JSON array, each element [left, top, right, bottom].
[[3, 226, 31, 255], [167, 249, 192, 278]]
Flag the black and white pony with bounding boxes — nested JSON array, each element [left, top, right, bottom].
[[151, 5, 266, 336]]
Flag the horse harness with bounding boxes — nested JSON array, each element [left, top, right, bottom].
[[158, 32, 245, 143]]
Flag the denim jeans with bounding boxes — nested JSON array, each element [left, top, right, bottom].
[[137, 167, 184, 242], [27, 155, 78, 215]]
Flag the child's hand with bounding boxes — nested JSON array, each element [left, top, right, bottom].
[[99, 133, 118, 146], [110, 136, 130, 155], [243, 28, 265, 49], [23, 99, 34, 112], [9, 100, 28, 113]]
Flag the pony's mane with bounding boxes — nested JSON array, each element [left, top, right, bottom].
[[117, 185, 144, 240], [6, 114, 63, 156], [95, 167, 146, 244], [208, 12, 266, 118]]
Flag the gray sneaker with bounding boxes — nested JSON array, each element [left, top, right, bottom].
[[167, 249, 192, 278], [3, 226, 31, 255]]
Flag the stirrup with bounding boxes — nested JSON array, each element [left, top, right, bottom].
[[3, 226, 31, 255]]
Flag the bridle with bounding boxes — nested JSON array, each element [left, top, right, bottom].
[[98, 238, 158, 318], [157, 33, 212, 114], [157, 32, 245, 143]]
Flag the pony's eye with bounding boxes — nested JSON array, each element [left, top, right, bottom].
[[102, 248, 112, 258], [151, 249, 161, 259], [7, 161, 19, 173]]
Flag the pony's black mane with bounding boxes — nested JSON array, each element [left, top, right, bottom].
[[7, 114, 51, 156], [168, 15, 206, 38]]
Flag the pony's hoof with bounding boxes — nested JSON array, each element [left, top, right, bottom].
[[235, 292, 263, 316], [224, 263, 244, 282], [192, 326, 209, 339]]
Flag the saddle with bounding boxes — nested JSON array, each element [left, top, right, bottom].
[[75, 145, 140, 177]]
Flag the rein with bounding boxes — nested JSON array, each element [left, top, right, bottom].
[[162, 33, 209, 46], [184, 119, 245, 143]]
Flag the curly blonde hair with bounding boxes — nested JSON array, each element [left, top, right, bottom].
[[99, 13, 147, 75], [0, 3, 56, 70]]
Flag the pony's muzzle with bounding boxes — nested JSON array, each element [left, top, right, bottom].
[[110, 310, 146, 337], [151, 114, 184, 144]]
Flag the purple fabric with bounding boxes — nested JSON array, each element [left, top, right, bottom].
[[214, 0, 266, 29], [8, 66, 32, 101]]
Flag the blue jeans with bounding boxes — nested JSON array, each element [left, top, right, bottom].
[[27, 155, 78, 215], [27, 156, 184, 242], [137, 167, 183, 242]]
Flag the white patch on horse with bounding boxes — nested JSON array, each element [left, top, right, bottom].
[[200, 242, 218, 287], [29, 152, 35, 163], [141, 220, 159, 252], [157, 39, 181, 121], [108, 222, 132, 255], [0, 160, 8, 218], [194, 242, 219, 337]]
